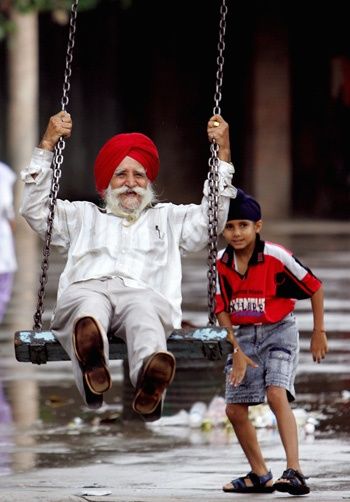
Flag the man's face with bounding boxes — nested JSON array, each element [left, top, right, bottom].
[[110, 156, 149, 210]]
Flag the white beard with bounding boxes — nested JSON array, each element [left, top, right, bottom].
[[104, 184, 157, 224]]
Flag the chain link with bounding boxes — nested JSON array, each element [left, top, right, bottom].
[[33, 0, 79, 330], [207, 0, 228, 326], [32, 0, 225, 329]]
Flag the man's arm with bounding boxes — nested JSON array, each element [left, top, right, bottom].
[[207, 115, 231, 162], [39, 111, 72, 151], [205, 114, 236, 235], [20, 111, 75, 250], [175, 114, 236, 254], [28, 111, 72, 180]]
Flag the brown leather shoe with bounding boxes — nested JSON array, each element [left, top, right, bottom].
[[83, 379, 104, 409], [132, 351, 176, 417], [73, 317, 111, 395], [140, 399, 163, 422]]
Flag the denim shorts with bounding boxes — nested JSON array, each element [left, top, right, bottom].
[[225, 313, 299, 405]]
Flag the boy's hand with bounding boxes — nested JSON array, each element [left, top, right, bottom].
[[310, 329, 328, 363], [230, 350, 258, 387]]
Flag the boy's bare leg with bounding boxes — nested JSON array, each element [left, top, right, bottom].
[[225, 403, 273, 489], [267, 386, 301, 474]]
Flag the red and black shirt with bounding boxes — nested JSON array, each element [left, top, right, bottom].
[[215, 235, 322, 325]]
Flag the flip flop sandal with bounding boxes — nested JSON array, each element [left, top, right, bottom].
[[132, 351, 176, 416], [223, 470, 275, 493], [73, 317, 111, 395], [273, 468, 310, 495]]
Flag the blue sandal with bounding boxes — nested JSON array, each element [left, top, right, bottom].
[[223, 470, 275, 493], [273, 468, 310, 495]]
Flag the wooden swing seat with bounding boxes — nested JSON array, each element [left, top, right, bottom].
[[14, 327, 231, 365]]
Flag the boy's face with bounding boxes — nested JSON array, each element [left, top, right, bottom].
[[223, 219, 262, 251]]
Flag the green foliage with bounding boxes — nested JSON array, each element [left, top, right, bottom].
[[0, 0, 134, 40], [12, 0, 100, 13], [0, 0, 109, 40], [0, 13, 14, 39]]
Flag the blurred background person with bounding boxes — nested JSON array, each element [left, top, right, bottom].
[[0, 160, 17, 324]]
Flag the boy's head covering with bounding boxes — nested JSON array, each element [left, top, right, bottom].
[[227, 188, 262, 222], [94, 132, 160, 195]]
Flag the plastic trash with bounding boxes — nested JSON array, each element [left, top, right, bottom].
[[189, 402, 207, 428], [205, 396, 226, 427]]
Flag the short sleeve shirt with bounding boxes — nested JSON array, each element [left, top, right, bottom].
[[215, 235, 322, 325]]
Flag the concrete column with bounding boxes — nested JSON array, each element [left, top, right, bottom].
[[251, 18, 291, 219], [7, 8, 39, 326], [6, 9, 39, 472]]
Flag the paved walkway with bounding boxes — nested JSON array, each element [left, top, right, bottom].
[[0, 434, 349, 501], [1, 220, 349, 502]]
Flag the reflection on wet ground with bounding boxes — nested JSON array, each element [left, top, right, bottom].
[[1, 357, 349, 478], [0, 225, 350, 480]]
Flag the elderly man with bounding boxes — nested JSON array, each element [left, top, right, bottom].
[[20, 111, 236, 421]]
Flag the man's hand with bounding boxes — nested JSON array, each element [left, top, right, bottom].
[[310, 329, 328, 363], [230, 350, 258, 387], [207, 114, 231, 162], [38, 111, 72, 151]]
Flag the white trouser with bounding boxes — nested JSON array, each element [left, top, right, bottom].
[[51, 277, 174, 404]]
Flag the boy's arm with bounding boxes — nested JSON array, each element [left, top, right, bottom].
[[216, 311, 239, 348], [216, 311, 258, 387], [310, 285, 328, 363]]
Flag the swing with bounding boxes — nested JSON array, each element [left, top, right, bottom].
[[14, 0, 231, 365]]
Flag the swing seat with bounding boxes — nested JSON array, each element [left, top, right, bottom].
[[14, 327, 231, 365]]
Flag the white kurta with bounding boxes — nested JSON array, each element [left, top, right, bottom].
[[20, 148, 236, 328]]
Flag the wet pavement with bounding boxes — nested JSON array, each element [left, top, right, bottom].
[[0, 220, 350, 501]]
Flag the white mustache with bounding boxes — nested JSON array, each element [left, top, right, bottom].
[[112, 186, 146, 196]]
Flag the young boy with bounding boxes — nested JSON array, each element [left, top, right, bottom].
[[216, 189, 328, 495]]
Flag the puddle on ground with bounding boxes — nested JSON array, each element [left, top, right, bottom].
[[1, 335, 349, 478], [1, 238, 349, 478]]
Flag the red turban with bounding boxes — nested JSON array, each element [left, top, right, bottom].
[[94, 132, 160, 195]]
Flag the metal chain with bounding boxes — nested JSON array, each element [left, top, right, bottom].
[[207, 0, 228, 326], [33, 0, 79, 330]]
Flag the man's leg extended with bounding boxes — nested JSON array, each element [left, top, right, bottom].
[[73, 316, 112, 394], [109, 278, 175, 419], [52, 279, 113, 408]]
